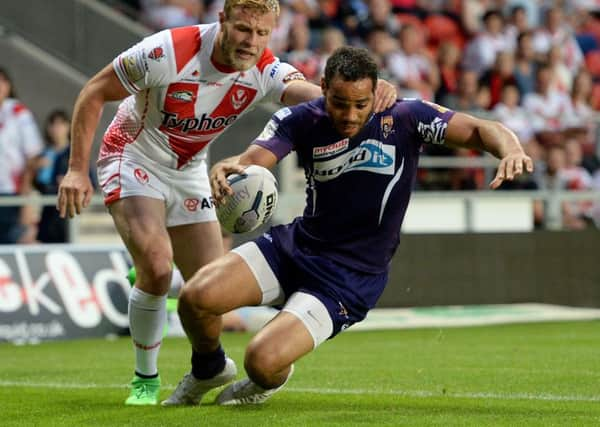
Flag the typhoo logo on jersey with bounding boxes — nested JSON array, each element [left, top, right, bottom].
[[161, 111, 238, 133], [312, 139, 395, 182], [417, 117, 447, 145]]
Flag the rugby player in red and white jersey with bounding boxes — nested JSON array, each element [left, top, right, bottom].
[[57, 0, 397, 406]]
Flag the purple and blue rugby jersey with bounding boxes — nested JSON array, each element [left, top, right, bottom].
[[254, 98, 455, 274]]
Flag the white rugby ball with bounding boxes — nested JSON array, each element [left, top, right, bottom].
[[216, 165, 278, 234]]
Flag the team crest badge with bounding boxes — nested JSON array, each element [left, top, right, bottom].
[[231, 89, 248, 110], [134, 168, 149, 184], [148, 46, 165, 61], [381, 115, 394, 139]]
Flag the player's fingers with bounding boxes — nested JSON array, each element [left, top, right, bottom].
[[66, 190, 76, 218], [227, 164, 246, 175], [374, 91, 393, 113], [83, 188, 92, 208], [489, 175, 503, 189], [490, 162, 506, 189], [504, 158, 515, 180], [513, 159, 524, 177], [212, 177, 232, 205], [212, 194, 224, 207], [217, 174, 233, 193], [382, 92, 395, 110], [210, 179, 223, 199], [209, 180, 218, 197], [57, 189, 66, 218], [525, 157, 534, 173], [75, 190, 84, 215], [373, 97, 384, 113]]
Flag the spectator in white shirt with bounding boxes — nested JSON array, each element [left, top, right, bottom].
[[387, 23, 439, 100], [547, 44, 574, 94], [532, 7, 584, 74], [522, 64, 574, 143], [504, 5, 531, 51], [493, 83, 536, 146], [0, 68, 44, 243], [462, 9, 512, 76]]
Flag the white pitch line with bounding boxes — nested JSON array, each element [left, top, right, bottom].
[[0, 380, 599, 403]]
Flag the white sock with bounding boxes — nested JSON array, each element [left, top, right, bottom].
[[129, 287, 167, 377], [167, 267, 185, 298]]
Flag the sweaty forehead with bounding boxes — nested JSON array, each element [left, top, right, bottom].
[[328, 77, 374, 100], [229, 6, 276, 27]]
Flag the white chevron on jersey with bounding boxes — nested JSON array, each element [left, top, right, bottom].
[[102, 22, 302, 170]]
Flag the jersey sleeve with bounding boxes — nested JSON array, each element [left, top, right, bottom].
[[251, 106, 297, 161], [112, 29, 176, 94], [260, 59, 306, 104], [403, 99, 456, 146]]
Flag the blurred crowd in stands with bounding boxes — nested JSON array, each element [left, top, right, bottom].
[[0, 68, 84, 244], [110, 0, 600, 229], [2, 1, 600, 245]]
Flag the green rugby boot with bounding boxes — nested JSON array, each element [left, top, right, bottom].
[[125, 375, 161, 405]]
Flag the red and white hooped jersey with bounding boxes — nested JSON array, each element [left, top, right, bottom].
[[0, 99, 44, 194], [103, 22, 304, 170]]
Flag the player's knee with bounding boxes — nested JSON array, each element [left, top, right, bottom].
[[134, 248, 173, 294], [244, 339, 284, 385], [178, 267, 223, 316]]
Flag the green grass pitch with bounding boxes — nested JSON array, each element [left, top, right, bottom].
[[1, 321, 599, 426]]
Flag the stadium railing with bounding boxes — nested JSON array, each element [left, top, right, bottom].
[[1, 187, 599, 243]]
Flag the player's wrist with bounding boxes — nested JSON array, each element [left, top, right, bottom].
[[68, 164, 90, 174]]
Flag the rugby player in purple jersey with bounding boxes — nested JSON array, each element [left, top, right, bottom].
[[163, 46, 533, 406]]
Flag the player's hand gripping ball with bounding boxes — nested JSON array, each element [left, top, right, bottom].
[[216, 165, 278, 233]]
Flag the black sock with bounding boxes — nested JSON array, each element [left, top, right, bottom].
[[135, 371, 159, 379], [191, 346, 226, 380]]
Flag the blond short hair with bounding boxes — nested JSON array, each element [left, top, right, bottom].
[[224, 0, 280, 17]]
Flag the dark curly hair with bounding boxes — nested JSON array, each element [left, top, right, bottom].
[[324, 47, 378, 91]]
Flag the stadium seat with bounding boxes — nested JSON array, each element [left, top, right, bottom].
[[424, 14, 465, 49], [395, 12, 425, 32], [585, 50, 600, 77], [591, 82, 600, 109]]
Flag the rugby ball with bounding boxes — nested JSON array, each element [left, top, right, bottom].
[[216, 165, 278, 234]]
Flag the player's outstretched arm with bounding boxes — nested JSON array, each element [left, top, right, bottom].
[[57, 64, 130, 218], [280, 80, 322, 106], [281, 79, 397, 113], [210, 146, 278, 205], [444, 112, 534, 189]]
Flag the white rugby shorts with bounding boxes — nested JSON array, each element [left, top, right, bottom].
[[97, 154, 217, 227], [233, 242, 334, 348]]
